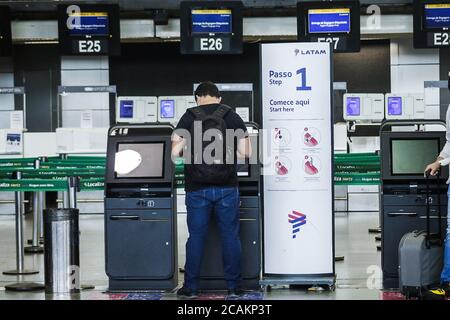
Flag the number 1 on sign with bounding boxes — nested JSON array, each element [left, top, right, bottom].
[[296, 68, 312, 91]]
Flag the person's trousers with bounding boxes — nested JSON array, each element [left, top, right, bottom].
[[184, 186, 242, 290], [441, 186, 450, 284]]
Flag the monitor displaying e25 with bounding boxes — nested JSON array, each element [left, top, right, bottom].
[[191, 9, 232, 34], [116, 143, 165, 179], [424, 4, 450, 29], [68, 12, 109, 36], [308, 8, 351, 34], [391, 139, 439, 175]]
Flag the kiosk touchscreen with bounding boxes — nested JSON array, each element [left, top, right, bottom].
[[157, 96, 196, 125], [343, 93, 384, 121], [105, 125, 177, 291], [381, 131, 447, 181], [116, 96, 158, 124], [385, 94, 425, 120]]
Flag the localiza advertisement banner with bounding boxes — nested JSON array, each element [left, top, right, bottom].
[[261, 42, 334, 275]]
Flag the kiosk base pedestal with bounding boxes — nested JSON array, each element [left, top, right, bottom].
[[108, 279, 176, 292], [3, 269, 39, 275], [260, 275, 336, 289], [5, 282, 45, 292]]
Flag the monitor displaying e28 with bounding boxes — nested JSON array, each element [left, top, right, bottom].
[[68, 12, 109, 36], [388, 97, 402, 115], [391, 139, 439, 175], [116, 143, 165, 179], [119, 100, 134, 118], [160, 100, 175, 119], [346, 97, 361, 116], [191, 9, 232, 34], [424, 3, 450, 29], [308, 8, 351, 34]]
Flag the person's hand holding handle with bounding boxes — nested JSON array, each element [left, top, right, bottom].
[[424, 159, 442, 177]]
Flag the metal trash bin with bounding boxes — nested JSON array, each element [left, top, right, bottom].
[[43, 208, 80, 294]]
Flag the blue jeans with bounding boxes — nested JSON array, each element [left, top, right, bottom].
[[442, 186, 450, 284], [184, 186, 242, 290]]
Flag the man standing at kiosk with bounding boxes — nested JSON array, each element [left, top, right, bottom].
[[171, 82, 251, 298], [424, 106, 450, 298]]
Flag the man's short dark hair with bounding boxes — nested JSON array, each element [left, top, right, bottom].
[[194, 81, 221, 99]]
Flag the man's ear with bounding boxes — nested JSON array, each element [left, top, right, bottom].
[[218, 97, 222, 103]]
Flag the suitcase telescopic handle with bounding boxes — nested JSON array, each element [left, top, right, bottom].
[[425, 171, 443, 248]]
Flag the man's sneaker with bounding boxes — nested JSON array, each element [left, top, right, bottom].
[[442, 283, 450, 298], [227, 288, 245, 298], [177, 286, 198, 299], [422, 288, 446, 301]]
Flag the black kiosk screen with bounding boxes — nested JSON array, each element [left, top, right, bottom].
[[391, 139, 439, 175], [115, 143, 165, 178]]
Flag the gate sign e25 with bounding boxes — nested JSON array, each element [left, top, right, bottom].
[[58, 4, 121, 56]]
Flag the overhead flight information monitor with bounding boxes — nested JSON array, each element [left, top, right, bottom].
[[180, 1, 243, 54], [0, 6, 12, 56], [308, 8, 351, 34], [58, 4, 120, 55], [414, 0, 450, 48], [191, 9, 232, 34], [298, 1, 360, 52]]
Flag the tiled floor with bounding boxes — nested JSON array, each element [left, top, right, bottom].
[[0, 212, 387, 300]]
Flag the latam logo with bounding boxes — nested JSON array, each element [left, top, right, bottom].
[[288, 211, 307, 239], [294, 48, 327, 56]]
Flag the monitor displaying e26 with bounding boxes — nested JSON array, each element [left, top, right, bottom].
[[116, 143, 165, 178], [424, 3, 450, 29], [346, 97, 361, 116], [68, 12, 109, 36], [308, 8, 351, 33], [191, 9, 232, 34], [391, 139, 439, 175]]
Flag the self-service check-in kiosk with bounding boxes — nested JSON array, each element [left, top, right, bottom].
[[104, 125, 177, 291], [380, 121, 448, 289], [198, 123, 261, 289]]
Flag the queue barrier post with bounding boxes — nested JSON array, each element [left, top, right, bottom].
[[24, 159, 44, 254], [4, 171, 45, 292]]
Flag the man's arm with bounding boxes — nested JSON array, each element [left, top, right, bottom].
[[237, 136, 252, 159], [171, 133, 186, 158], [425, 105, 450, 176]]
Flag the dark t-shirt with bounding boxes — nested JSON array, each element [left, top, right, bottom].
[[175, 103, 248, 192]]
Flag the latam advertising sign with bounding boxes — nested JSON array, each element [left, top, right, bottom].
[[261, 42, 334, 278]]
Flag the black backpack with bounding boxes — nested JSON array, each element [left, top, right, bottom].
[[187, 105, 235, 185]]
